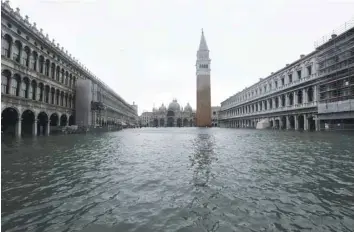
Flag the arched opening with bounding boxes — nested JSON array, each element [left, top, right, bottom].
[[269, 120, 274, 128], [159, 118, 164, 127], [37, 83, 44, 101], [60, 91, 64, 106], [153, 118, 158, 127], [64, 93, 68, 107], [65, 71, 69, 85], [281, 116, 286, 129], [51, 63, 55, 79], [56, 90, 60, 106], [297, 90, 302, 104], [274, 119, 280, 129], [69, 115, 75, 126], [45, 59, 50, 76], [298, 115, 304, 130], [69, 74, 72, 87], [1, 69, 11, 94], [50, 113, 59, 126], [22, 77, 31, 99], [190, 119, 193, 127], [38, 55, 45, 73], [37, 112, 48, 136], [23, 46, 31, 67], [1, 107, 18, 136], [13, 40, 22, 63], [2, 34, 13, 58], [307, 87, 314, 102], [50, 87, 55, 104], [289, 115, 295, 129], [44, 85, 50, 103], [12, 74, 21, 96], [269, 99, 273, 109], [21, 110, 35, 136], [176, 118, 182, 127], [31, 80, 37, 100], [183, 118, 189, 127], [60, 114, 68, 126], [56, 66, 60, 81], [275, 97, 279, 108], [308, 116, 316, 131], [167, 110, 174, 117], [31, 51, 38, 71], [167, 117, 174, 127], [61, 69, 64, 83]]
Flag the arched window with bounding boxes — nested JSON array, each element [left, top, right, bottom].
[[31, 51, 38, 71], [20, 81, 26, 97], [1, 74, 8, 93], [11, 78, 18, 95], [1, 34, 12, 58]]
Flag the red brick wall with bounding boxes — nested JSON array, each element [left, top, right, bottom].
[[196, 74, 211, 127]]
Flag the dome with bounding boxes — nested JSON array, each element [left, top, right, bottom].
[[184, 103, 192, 112], [159, 103, 166, 111], [168, 99, 180, 111]]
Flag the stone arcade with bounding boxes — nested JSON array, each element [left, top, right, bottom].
[[1, 1, 138, 137], [219, 19, 354, 131]]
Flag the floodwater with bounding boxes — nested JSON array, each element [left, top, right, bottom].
[[1, 128, 354, 232]]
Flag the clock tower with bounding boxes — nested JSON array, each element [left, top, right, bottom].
[[196, 29, 212, 127]]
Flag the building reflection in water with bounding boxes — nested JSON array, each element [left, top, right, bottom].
[[188, 131, 221, 231], [190, 132, 216, 188]]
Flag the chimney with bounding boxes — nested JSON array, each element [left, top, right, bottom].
[[271, 72, 274, 75], [286, 64, 289, 66], [331, 34, 337, 39], [300, 54, 305, 59]]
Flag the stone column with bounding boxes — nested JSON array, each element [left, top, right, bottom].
[[286, 116, 291, 129], [304, 114, 309, 131], [16, 117, 22, 137], [46, 120, 51, 136], [313, 85, 318, 102], [315, 117, 320, 131], [294, 115, 299, 130], [303, 89, 308, 104], [279, 118, 284, 129], [272, 98, 275, 109], [286, 94, 290, 106], [294, 91, 298, 105], [32, 120, 37, 136]]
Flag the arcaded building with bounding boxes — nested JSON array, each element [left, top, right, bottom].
[[1, 1, 137, 136], [219, 19, 354, 131]]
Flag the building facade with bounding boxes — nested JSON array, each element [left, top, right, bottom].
[[1, 1, 137, 137], [211, 106, 220, 127], [219, 20, 354, 131], [196, 29, 212, 127], [139, 100, 196, 127]]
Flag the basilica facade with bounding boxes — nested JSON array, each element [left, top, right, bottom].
[[147, 99, 196, 127]]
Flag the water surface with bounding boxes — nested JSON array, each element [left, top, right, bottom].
[[2, 128, 354, 231]]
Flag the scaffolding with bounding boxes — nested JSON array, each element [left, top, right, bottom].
[[316, 24, 354, 103]]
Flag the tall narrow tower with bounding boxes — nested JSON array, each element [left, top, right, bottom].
[[196, 29, 212, 127]]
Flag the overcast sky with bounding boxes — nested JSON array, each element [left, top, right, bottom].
[[9, 0, 354, 115]]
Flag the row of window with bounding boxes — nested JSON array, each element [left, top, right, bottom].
[[222, 88, 314, 116], [2, 34, 78, 89], [2, 71, 75, 108], [224, 65, 313, 106]]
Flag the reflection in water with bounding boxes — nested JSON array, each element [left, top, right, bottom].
[[2, 128, 354, 232], [190, 132, 215, 187], [187, 131, 221, 232]]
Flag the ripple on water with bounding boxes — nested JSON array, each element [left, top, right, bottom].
[[2, 128, 354, 232]]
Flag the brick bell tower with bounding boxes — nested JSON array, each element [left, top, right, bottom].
[[196, 29, 212, 127]]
